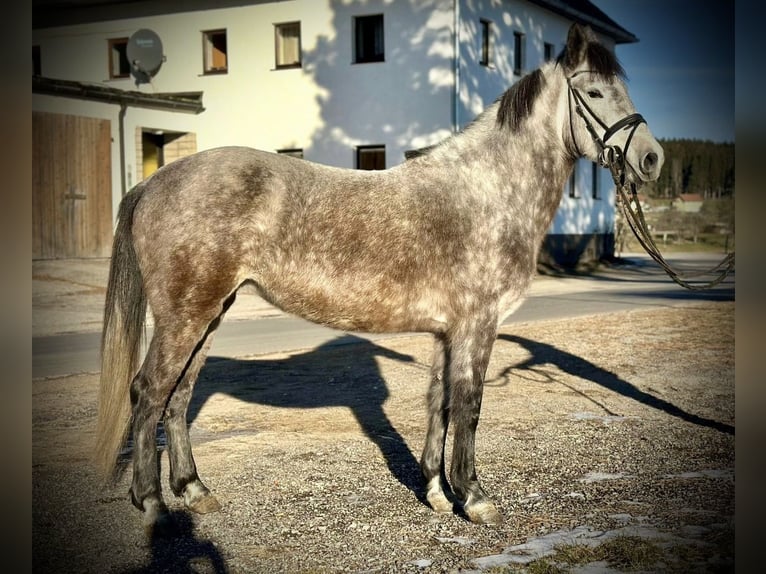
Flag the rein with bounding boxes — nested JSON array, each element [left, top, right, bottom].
[[567, 73, 735, 291]]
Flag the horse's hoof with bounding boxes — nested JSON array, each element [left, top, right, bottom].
[[183, 481, 222, 514], [427, 491, 453, 514], [464, 500, 504, 525], [187, 493, 222, 514], [426, 477, 453, 513]]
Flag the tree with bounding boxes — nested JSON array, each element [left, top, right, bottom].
[[642, 139, 734, 199]]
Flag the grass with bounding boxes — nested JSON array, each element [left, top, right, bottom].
[[526, 559, 568, 574], [594, 536, 663, 570], [489, 535, 693, 573], [536, 535, 663, 571], [480, 530, 733, 573]]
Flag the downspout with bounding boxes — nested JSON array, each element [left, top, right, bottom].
[[118, 102, 127, 197], [453, 0, 460, 133]]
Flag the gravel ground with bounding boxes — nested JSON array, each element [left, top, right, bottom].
[[32, 300, 734, 573]]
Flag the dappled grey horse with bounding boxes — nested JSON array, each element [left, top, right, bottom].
[[95, 23, 663, 535]]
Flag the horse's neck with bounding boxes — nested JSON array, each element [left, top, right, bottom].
[[433, 75, 574, 227]]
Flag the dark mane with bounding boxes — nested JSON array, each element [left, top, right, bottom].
[[404, 145, 437, 160], [557, 38, 626, 79], [496, 69, 545, 132]]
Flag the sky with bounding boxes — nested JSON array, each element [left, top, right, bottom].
[[591, 0, 734, 143]]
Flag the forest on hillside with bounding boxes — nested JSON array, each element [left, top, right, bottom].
[[641, 139, 735, 199]]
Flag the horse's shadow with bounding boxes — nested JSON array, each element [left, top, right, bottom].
[[493, 334, 734, 435], [179, 329, 731, 522], [123, 510, 228, 574], [188, 334, 427, 499]]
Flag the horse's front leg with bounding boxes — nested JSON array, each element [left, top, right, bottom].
[[420, 333, 453, 513], [448, 321, 503, 525]]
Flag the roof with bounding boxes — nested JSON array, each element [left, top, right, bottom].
[[33, 75, 205, 114], [678, 193, 704, 202], [529, 0, 637, 44], [33, 0, 637, 43]]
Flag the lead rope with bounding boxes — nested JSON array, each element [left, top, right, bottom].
[[608, 162, 735, 291]]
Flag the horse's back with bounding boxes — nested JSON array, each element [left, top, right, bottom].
[[134, 146, 291, 206]]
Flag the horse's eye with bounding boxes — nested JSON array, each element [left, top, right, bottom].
[[587, 89, 603, 99]]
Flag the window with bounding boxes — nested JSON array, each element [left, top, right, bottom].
[[33, 45, 41, 76], [354, 14, 384, 63], [544, 42, 555, 62], [357, 145, 385, 170], [203, 29, 228, 74], [277, 148, 304, 159], [592, 162, 601, 199], [513, 31, 526, 75], [568, 161, 578, 198], [480, 19, 492, 67], [275, 22, 301, 69], [108, 38, 130, 79]]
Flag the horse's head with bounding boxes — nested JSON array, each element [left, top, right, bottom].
[[558, 24, 664, 186]]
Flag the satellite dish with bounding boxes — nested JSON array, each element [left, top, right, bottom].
[[127, 28, 165, 85]]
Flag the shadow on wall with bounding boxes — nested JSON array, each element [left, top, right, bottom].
[[302, 0, 456, 167], [457, 1, 551, 127], [300, 0, 557, 166]]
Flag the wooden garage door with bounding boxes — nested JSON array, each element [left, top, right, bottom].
[[33, 112, 113, 258]]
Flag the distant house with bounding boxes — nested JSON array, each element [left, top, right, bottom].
[[675, 193, 704, 213], [32, 0, 636, 262]]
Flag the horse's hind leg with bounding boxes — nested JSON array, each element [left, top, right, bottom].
[[420, 334, 453, 513], [129, 297, 232, 536], [164, 293, 236, 515], [447, 321, 503, 525]]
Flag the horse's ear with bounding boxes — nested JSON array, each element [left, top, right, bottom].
[[562, 23, 597, 71]]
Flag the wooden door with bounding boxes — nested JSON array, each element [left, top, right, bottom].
[[33, 112, 113, 258]]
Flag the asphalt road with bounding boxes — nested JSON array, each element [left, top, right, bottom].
[[32, 267, 734, 379]]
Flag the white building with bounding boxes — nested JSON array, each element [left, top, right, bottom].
[[32, 0, 637, 263]]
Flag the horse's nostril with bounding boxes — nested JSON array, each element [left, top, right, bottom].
[[642, 152, 658, 173]]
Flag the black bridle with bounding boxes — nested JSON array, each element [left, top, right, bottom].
[[565, 70, 735, 290], [566, 70, 646, 186]]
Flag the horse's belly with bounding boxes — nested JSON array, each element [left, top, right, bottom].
[[253, 273, 447, 335]]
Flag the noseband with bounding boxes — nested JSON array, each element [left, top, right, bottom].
[[566, 70, 646, 186]]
